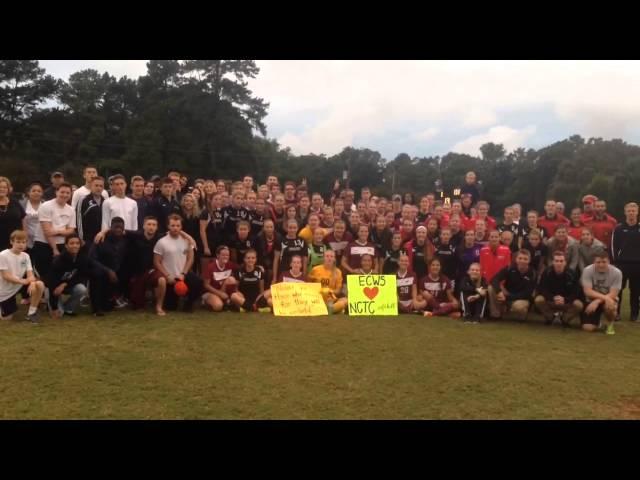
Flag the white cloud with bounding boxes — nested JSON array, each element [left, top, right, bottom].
[[461, 108, 498, 129], [450, 125, 537, 156], [410, 127, 440, 141]]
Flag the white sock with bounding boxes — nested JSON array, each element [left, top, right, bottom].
[[28, 306, 38, 315]]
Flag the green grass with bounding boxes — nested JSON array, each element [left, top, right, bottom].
[[1, 300, 639, 419]]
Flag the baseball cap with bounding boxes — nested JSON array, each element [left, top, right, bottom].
[[392, 194, 402, 201], [582, 194, 598, 204], [51, 171, 64, 178]]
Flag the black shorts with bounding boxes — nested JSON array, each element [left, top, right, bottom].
[[0, 295, 18, 318], [582, 304, 604, 325]]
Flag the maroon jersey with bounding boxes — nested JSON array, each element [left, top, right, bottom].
[[324, 231, 354, 265], [419, 274, 452, 303], [396, 270, 416, 306], [345, 241, 376, 269], [205, 260, 238, 290], [278, 270, 305, 283]]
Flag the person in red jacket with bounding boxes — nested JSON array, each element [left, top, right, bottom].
[[580, 195, 598, 223], [537, 200, 569, 236], [567, 208, 585, 241], [480, 230, 512, 283], [464, 201, 496, 232], [584, 199, 617, 249]]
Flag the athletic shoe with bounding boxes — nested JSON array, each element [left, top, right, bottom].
[[239, 307, 247, 313], [258, 307, 271, 313], [463, 317, 472, 324], [114, 297, 129, 309], [606, 324, 616, 335], [93, 311, 105, 317], [63, 311, 77, 317], [25, 312, 40, 324], [79, 295, 91, 308], [472, 318, 480, 324]]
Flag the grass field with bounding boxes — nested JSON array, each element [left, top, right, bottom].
[[1, 300, 640, 419]]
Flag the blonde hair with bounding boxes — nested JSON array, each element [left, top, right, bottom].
[[10, 230, 27, 243], [180, 193, 201, 219], [0, 176, 12, 194]]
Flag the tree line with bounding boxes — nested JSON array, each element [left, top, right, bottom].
[[1, 60, 639, 216]]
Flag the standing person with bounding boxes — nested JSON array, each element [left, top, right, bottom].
[[511, 204, 523, 225], [497, 206, 522, 251], [47, 234, 108, 317], [447, 214, 464, 249], [404, 225, 433, 280], [342, 224, 376, 275], [229, 221, 258, 266], [23, 182, 44, 260], [199, 192, 223, 274], [255, 219, 282, 288], [324, 220, 353, 271], [43, 172, 65, 201], [152, 178, 182, 235], [434, 227, 459, 290], [152, 214, 203, 313], [416, 196, 431, 224], [307, 228, 327, 272], [283, 181, 298, 207], [273, 219, 307, 283], [249, 197, 267, 237], [537, 200, 569, 237], [332, 198, 349, 224], [473, 219, 489, 246], [611, 202, 640, 322], [180, 193, 201, 272], [546, 225, 579, 271], [458, 229, 483, 279], [78, 176, 105, 248], [488, 249, 535, 321], [521, 228, 548, 281], [567, 208, 585, 241], [0, 177, 26, 251], [230, 249, 271, 313], [34, 183, 76, 280], [396, 254, 423, 313], [458, 262, 488, 323], [419, 258, 460, 318], [581, 250, 622, 334], [143, 181, 156, 200], [129, 175, 151, 230], [269, 193, 287, 236], [382, 231, 408, 275], [577, 228, 605, 272], [308, 249, 347, 315], [460, 171, 480, 206], [298, 214, 326, 246], [101, 174, 138, 232], [534, 251, 583, 327], [460, 194, 473, 220], [479, 231, 511, 283], [0, 230, 45, 322], [521, 210, 548, 243], [126, 217, 166, 315], [71, 166, 109, 219], [370, 214, 393, 266], [202, 246, 238, 312], [469, 201, 497, 232], [580, 195, 598, 223], [584, 200, 617, 249]]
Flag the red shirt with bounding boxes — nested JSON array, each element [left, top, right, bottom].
[[479, 245, 511, 283], [345, 241, 376, 270], [464, 215, 497, 232], [396, 271, 416, 304], [537, 214, 569, 236], [205, 260, 238, 290], [419, 274, 452, 303], [584, 214, 617, 248], [568, 224, 584, 241]]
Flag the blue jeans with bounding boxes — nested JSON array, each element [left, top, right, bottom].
[[50, 283, 87, 314]]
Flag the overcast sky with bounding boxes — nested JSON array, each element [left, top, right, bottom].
[[39, 60, 640, 160]]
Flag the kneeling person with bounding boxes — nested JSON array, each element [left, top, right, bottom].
[[488, 249, 535, 321], [581, 250, 621, 335], [0, 230, 45, 323], [459, 262, 488, 323], [534, 251, 583, 327]]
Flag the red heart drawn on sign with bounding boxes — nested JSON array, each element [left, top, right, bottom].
[[363, 287, 379, 300]]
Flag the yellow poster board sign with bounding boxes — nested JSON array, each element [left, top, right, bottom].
[[347, 275, 398, 316], [271, 282, 329, 316]]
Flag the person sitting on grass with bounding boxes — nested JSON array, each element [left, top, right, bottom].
[[308, 249, 347, 315], [230, 249, 271, 313], [261, 255, 306, 308], [396, 253, 424, 314], [0, 230, 45, 323], [355, 254, 376, 275], [202, 246, 238, 312], [487, 249, 535, 322], [458, 262, 488, 324], [534, 250, 583, 327], [307, 227, 327, 272], [419, 257, 460, 318], [48, 234, 111, 317], [580, 249, 621, 335]]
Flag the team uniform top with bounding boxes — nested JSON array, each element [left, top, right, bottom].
[[345, 241, 376, 270], [278, 237, 307, 271], [205, 260, 238, 290], [234, 267, 263, 302], [229, 234, 258, 265], [308, 265, 343, 301], [278, 270, 305, 283], [396, 270, 416, 305], [249, 211, 266, 237], [419, 274, 452, 303], [221, 205, 251, 243], [200, 208, 223, 250], [323, 231, 353, 265], [458, 243, 482, 277], [434, 243, 458, 281], [382, 247, 408, 274]]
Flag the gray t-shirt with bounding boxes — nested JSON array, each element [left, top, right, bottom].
[[581, 264, 623, 296]]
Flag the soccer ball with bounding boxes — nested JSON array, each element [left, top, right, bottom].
[[174, 280, 189, 297]]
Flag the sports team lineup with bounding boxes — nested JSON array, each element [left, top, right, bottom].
[[0, 168, 638, 335]]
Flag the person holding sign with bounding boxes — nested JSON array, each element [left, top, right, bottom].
[[273, 219, 307, 284], [396, 254, 423, 313], [308, 249, 346, 314], [261, 255, 305, 306], [419, 257, 460, 318]]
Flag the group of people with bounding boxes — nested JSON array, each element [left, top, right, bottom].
[[0, 168, 638, 335]]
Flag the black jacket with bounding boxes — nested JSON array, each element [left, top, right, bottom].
[[537, 267, 580, 302], [47, 251, 107, 289], [153, 196, 181, 233], [459, 275, 488, 295], [491, 266, 535, 301], [611, 222, 640, 265], [126, 230, 160, 275], [90, 233, 129, 273], [79, 194, 103, 243]]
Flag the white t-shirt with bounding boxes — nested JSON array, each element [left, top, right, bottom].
[[72, 185, 109, 218], [24, 201, 43, 249], [0, 249, 32, 302], [102, 196, 138, 231], [153, 235, 193, 277], [37, 199, 76, 245]]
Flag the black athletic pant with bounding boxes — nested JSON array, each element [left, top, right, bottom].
[[163, 272, 204, 311], [460, 291, 488, 319], [90, 271, 131, 311], [31, 241, 65, 280], [617, 263, 640, 320]]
